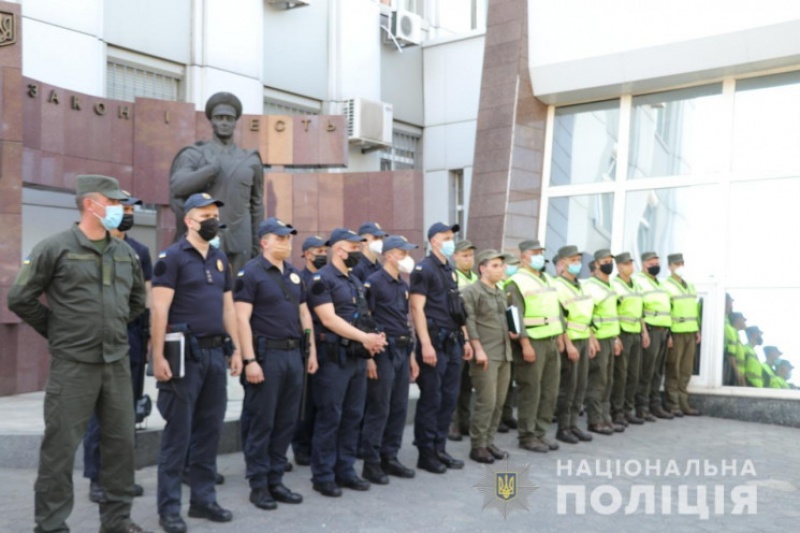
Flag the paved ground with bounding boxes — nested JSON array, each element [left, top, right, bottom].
[[1, 415, 798, 532]]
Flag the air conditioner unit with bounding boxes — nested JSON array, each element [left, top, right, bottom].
[[346, 98, 393, 148], [392, 8, 422, 46], [266, 0, 310, 9]]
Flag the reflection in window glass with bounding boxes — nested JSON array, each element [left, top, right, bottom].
[[733, 71, 800, 177], [727, 177, 800, 284], [545, 193, 613, 275], [628, 84, 724, 178], [551, 100, 619, 186], [725, 288, 800, 389], [623, 186, 720, 279]]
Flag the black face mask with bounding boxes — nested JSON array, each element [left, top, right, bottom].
[[312, 255, 328, 269], [344, 251, 362, 269], [599, 263, 614, 275], [117, 214, 134, 232], [647, 265, 661, 276], [196, 218, 220, 242]]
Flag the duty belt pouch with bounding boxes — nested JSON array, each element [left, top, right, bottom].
[[254, 336, 268, 363], [222, 334, 235, 357]]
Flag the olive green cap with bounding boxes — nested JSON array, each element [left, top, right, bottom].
[[454, 239, 477, 252], [476, 249, 505, 265], [557, 245, 582, 260], [615, 252, 633, 264], [641, 251, 659, 262], [502, 253, 521, 266], [668, 253, 684, 264], [519, 239, 544, 252], [594, 249, 614, 261], [75, 175, 127, 200]]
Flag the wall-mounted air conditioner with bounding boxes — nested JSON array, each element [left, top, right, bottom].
[[392, 8, 422, 46], [345, 98, 393, 148]]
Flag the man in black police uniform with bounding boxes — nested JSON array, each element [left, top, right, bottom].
[[234, 217, 319, 510], [291, 234, 328, 466], [151, 193, 242, 533], [410, 222, 473, 474], [307, 228, 387, 497], [352, 221, 387, 282], [83, 193, 152, 504], [359, 235, 421, 484]]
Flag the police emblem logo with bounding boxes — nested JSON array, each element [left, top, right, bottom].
[[216, 259, 224, 272], [375, 222, 382, 230], [474, 459, 537, 520], [290, 272, 301, 284], [201, 193, 211, 199], [277, 219, 286, 226], [0, 12, 16, 47]]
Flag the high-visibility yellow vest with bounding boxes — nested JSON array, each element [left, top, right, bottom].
[[554, 276, 594, 340], [634, 273, 672, 327], [665, 276, 699, 333], [612, 276, 643, 334], [456, 269, 477, 290], [769, 375, 789, 389], [724, 320, 746, 375], [583, 276, 621, 340], [761, 362, 777, 388], [505, 269, 564, 339], [743, 345, 763, 387]]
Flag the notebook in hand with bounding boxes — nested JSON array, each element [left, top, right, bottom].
[[164, 332, 186, 379]]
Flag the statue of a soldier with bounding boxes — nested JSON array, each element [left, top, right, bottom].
[[170, 92, 264, 273]]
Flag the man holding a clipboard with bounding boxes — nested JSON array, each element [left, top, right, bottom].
[[151, 193, 242, 533]]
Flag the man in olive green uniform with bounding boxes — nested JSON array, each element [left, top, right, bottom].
[[448, 239, 478, 441], [743, 326, 765, 388], [611, 253, 649, 426], [505, 240, 565, 453], [634, 252, 674, 421], [583, 250, 623, 435], [498, 252, 523, 432], [772, 359, 793, 389], [762, 346, 782, 388], [663, 253, 701, 416], [7, 175, 149, 533], [461, 250, 512, 463], [724, 296, 747, 386], [553, 246, 595, 445]]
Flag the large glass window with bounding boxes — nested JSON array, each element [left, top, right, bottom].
[[733, 71, 800, 177], [545, 193, 613, 257], [550, 100, 620, 186], [623, 186, 720, 280], [628, 84, 725, 179]]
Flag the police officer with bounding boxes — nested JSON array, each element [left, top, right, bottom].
[[235, 217, 319, 510], [8, 175, 149, 533], [291, 234, 328, 466], [611, 252, 649, 426], [634, 252, 674, 421], [583, 250, 623, 435], [498, 252, 522, 433], [83, 193, 152, 504], [352, 222, 387, 281], [553, 246, 595, 445], [504, 240, 565, 452], [663, 253, 701, 415], [359, 235, 420, 484], [410, 222, 474, 473], [307, 228, 387, 497], [151, 193, 242, 533], [448, 239, 478, 442]]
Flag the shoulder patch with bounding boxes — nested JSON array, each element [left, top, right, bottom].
[[234, 278, 244, 293], [153, 260, 167, 277], [414, 265, 423, 271]]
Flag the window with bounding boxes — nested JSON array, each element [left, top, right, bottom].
[[106, 53, 183, 102], [449, 169, 465, 239], [380, 130, 421, 171], [263, 100, 319, 116], [545, 193, 613, 258]]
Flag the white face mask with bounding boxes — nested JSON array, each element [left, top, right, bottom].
[[674, 266, 686, 278], [368, 239, 383, 256], [398, 255, 415, 274]]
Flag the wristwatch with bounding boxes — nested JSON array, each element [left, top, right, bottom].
[[243, 358, 257, 366]]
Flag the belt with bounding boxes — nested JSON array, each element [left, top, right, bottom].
[[646, 325, 669, 331], [196, 335, 224, 349], [259, 338, 302, 350], [388, 335, 412, 348]]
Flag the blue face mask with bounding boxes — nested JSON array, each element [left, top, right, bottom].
[[567, 262, 582, 276], [208, 236, 221, 249], [529, 255, 546, 271], [440, 240, 455, 258], [505, 265, 519, 277], [92, 201, 123, 231]]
